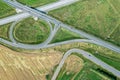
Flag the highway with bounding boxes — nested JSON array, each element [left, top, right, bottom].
[[51, 49, 120, 80], [0, 0, 79, 25], [0, 1, 120, 79], [2, 0, 120, 53], [0, 38, 98, 49]]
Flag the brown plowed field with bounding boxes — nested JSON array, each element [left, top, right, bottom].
[[0, 45, 62, 80]]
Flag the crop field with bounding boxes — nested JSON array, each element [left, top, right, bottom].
[[1, 22, 120, 72], [0, 45, 63, 80], [56, 55, 83, 80], [0, 40, 120, 80], [46, 55, 84, 80], [0, 0, 16, 18], [17, 0, 57, 7], [51, 28, 82, 43], [14, 18, 50, 44], [49, 0, 120, 46]]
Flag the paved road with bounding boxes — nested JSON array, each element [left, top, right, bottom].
[[9, 19, 21, 42], [43, 23, 61, 46], [0, 0, 79, 25], [46, 39, 100, 48], [0, 38, 96, 49], [61, 23, 120, 53], [1, 1, 120, 80], [51, 49, 120, 80], [3, 0, 120, 53], [8, 19, 60, 48]]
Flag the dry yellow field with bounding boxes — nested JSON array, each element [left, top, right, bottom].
[[0, 45, 63, 80], [65, 55, 83, 73]]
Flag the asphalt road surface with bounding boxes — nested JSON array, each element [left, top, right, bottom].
[[0, 0, 79, 25], [2, 0, 120, 53], [51, 49, 120, 80], [0, 1, 120, 79]]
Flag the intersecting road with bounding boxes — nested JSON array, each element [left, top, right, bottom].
[[0, 0, 120, 79]]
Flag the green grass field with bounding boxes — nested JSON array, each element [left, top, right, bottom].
[[73, 53, 117, 80], [0, 0, 16, 18], [46, 54, 114, 80], [51, 28, 82, 43], [78, 43, 120, 71], [14, 18, 50, 44], [17, 0, 57, 7], [49, 0, 120, 46], [74, 68, 103, 80], [80, 43, 120, 71], [0, 23, 11, 40], [94, 53, 120, 71]]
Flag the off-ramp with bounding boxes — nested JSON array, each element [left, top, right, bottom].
[[0, 1, 120, 79], [2, 0, 120, 53], [51, 49, 120, 80]]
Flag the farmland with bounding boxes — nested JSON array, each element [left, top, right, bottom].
[[54, 55, 84, 80], [49, 0, 120, 46], [0, 45, 63, 80], [0, 0, 120, 79], [46, 53, 115, 80], [0, 37, 120, 80]]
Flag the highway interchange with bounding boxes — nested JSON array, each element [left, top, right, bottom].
[[0, 0, 120, 79], [1, 0, 120, 53]]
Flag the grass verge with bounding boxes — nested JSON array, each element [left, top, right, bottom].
[[0, 23, 11, 40], [51, 27, 82, 43], [49, 0, 120, 46], [14, 18, 50, 44]]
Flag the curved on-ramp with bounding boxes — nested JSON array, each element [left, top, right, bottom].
[[8, 19, 61, 48], [0, 39, 109, 50], [51, 49, 120, 80], [4, 0, 120, 53]]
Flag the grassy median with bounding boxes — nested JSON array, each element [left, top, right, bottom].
[[51, 28, 82, 43], [14, 18, 50, 44], [0, 23, 11, 40], [49, 0, 120, 46]]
